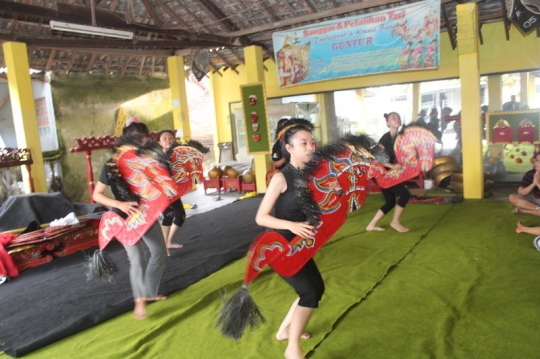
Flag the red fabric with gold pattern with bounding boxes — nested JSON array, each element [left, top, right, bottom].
[[98, 147, 181, 249], [265, 168, 280, 187], [169, 146, 205, 190], [243, 144, 371, 285], [371, 126, 437, 189]]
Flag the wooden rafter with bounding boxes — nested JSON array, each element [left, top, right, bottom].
[[500, 0, 511, 40], [303, 0, 317, 12], [198, 0, 239, 32], [46, 50, 57, 72], [441, 3, 456, 50], [86, 53, 97, 72], [153, 0, 190, 29], [67, 52, 77, 74], [141, 0, 165, 27], [226, 0, 402, 37], [139, 56, 146, 76], [125, 0, 134, 24], [121, 56, 132, 76], [259, 2, 280, 22], [479, 23, 484, 45], [105, 55, 114, 75], [212, 51, 239, 74]]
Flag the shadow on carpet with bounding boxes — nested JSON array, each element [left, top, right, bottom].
[[0, 196, 264, 358]]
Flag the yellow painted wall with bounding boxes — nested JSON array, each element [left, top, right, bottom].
[[209, 21, 539, 143], [209, 69, 246, 144]]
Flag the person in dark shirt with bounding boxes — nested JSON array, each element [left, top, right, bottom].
[[509, 153, 540, 216], [93, 122, 168, 320], [255, 123, 320, 359], [366, 112, 411, 232], [502, 95, 519, 111]]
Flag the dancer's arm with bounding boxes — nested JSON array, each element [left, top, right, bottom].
[[255, 173, 313, 238], [92, 181, 138, 216]]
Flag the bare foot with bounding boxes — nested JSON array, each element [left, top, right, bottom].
[[133, 298, 147, 320], [145, 295, 167, 302], [516, 221, 524, 234], [513, 207, 520, 214], [284, 347, 306, 359], [366, 225, 385, 232], [276, 331, 311, 341], [168, 243, 184, 249], [390, 222, 409, 232]]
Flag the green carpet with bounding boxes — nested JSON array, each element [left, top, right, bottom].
[[4, 196, 540, 359]]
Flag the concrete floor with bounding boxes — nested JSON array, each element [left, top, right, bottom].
[[181, 183, 248, 218]]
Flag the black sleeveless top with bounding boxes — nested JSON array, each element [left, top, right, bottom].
[[274, 163, 307, 240]]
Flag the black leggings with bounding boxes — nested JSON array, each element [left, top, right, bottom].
[[380, 183, 410, 214], [160, 198, 186, 227], [279, 258, 325, 308]]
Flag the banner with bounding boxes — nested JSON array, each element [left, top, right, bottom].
[[272, 0, 440, 87]]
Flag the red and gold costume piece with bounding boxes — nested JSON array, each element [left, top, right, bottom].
[[370, 126, 436, 188], [244, 127, 436, 285]]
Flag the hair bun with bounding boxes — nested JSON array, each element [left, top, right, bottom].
[[383, 113, 389, 119]]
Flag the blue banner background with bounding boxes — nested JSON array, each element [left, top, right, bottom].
[[272, 0, 440, 87]]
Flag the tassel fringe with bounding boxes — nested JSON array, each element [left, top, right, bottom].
[[85, 250, 118, 283], [216, 287, 265, 340]]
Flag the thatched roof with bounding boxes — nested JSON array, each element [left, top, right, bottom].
[[0, 0, 535, 77]]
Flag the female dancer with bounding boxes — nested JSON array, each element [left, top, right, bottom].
[[366, 112, 411, 232], [255, 124, 322, 359], [157, 129, 186, 254], [93, 122, 168, 319]]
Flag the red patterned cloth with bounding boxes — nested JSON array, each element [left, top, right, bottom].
[[0, 233, 20, 278]]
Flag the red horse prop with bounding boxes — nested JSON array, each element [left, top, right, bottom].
[[98, 144, 205, 250], [217, 128, 436, 340]]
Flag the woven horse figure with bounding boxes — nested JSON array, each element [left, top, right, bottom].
[[217, 127, 437, 340], [368, 125, 437, 188], [217, 134, 376, 339], [97, 141, 206, 250]]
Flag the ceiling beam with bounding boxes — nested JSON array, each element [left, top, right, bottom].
[[197, 0, 239, 32], [0, 34, 242, 50], [0, 1, 245, 46], [140, 0, 165, 27], [225, 0, 402, 37]]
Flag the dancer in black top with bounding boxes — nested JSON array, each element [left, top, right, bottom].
[[255, 124, 322, 359], [366, 112, 411, 232]]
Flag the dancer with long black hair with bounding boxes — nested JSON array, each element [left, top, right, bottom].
[[255, 123, 321, 359]]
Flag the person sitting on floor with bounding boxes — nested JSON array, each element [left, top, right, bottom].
[[515, 221, 540, 251], [509, 153, 540, 216]]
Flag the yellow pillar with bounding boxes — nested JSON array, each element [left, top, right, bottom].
[[167, 55, 191, 141], [355, 89, 367, 132], [3, 42, 47, 193], [528, 73, 537, 109], [244, 45, 271, 191], [520, 72, 529, 109], [457, 4, 483, 199], [487, 75, 502, 112], [411, 83, 421, 124]]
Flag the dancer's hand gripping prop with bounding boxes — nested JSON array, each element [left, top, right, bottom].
[[216, 134, 376, 340], [88, 141, 206, 282], [369, 125, 437, 188]]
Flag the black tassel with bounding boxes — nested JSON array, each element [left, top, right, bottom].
[[216, 287, 265, 340], [85, 250, 118, 283]]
